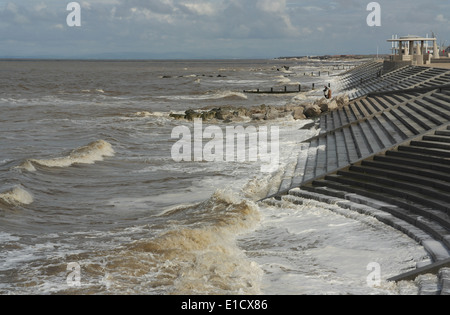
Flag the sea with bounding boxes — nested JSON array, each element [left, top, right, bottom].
[[0, 59, 430, 295]]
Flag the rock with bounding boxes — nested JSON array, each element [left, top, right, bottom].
[[173, 102, 315, 123], [171, 90, 348, 124], [313, 98, 327, 112], [314, 97, 328, 107], [336, 94, 350, 107], [303, 104, 322, 118], [170, 113, 186, 120], [327, 99, 338, 111], [293, 108, 306, 120], [285, 103, 302, 112], [264, 106, 279, 120], [252, 113, 266, 121], [283, 104, 294, 112], [250, 104, 267, 114], [233, 107, 249, 118], [318, 102, 328, 113], [185, 109, 203, 121], [216, 108, 234, 121], [312, 96, 339, 112], [206, 107, 221, 115], [201, 111, 217, 121]]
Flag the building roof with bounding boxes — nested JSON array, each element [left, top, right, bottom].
[[387, 36, 436, 42]]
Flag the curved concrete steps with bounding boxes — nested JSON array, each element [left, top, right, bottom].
[[269, 89, 450, 197], [262, 187, 450, 294], [262, 63, 450, 288], [341, 64, 450, 100], [303, 127, 450, 258]]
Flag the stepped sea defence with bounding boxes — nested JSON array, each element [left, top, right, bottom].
[[262, 60, 450, 292]]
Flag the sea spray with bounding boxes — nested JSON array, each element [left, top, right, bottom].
[[133, 190, 262, 294], [274, 75, 301, 86], [83, 189, 264, 295]]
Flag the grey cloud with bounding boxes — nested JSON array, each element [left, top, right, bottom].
[[1, 0, 449, 58]]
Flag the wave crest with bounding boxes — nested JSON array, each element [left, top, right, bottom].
[[99, 190, 262, 294], [18, 140, 115, 171], [215, 91, 248, 100], [0, 186, 34, 207], [163, 90, 248, 101]]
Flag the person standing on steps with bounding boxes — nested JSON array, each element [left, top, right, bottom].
[[323, 86, 332, 99]]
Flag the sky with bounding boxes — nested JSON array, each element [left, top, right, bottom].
[[0, 0, 450, 59]]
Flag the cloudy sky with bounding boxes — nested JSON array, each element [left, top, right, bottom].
[[1, 0, 449, 59]]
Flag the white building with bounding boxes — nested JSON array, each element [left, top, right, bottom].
[[387, 35, 439, 65]]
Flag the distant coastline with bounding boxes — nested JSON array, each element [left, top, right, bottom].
[[276, 54, 389, 61], [0, 54, 390, 62]]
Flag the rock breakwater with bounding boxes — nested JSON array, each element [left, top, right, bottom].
[[169, 93, 350, 123]]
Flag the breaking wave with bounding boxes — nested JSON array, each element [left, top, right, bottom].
[[162, 90, 248, 101], [275, 75, 301, 86], [78, 189, 263, 295], [0, 186, 34, 207], [18, 140, 115, 172], [213, 91, 248, 100], [130, 111, 170, 119]]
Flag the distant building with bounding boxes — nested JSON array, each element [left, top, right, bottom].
[[387, 35, 439, 65], [384, 34, 450, 72]]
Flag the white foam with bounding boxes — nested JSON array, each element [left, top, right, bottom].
[[215, 91, 248, 100], [220, 79, 266, 85], [0, 232, 20, 242], [132, 111, 170, 118], [242, 198, 429, 295], [279, 68, 293, 74], [276, 77, 292, 85], [161, 90, 248, 101], [56, 189, 265, 295], [274, 76, 300, 86], [0, 159, 12, 166], [0, 186, 34, 206], [18, 160, 36, 172], [124, 189, 263, 295], [18, 140, 115, 171], [133, 111, 153, 117]]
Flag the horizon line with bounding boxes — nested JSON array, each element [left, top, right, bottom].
[[0, 54, 386, 62]]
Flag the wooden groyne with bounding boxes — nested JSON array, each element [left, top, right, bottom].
[[243, 83, 331, 94], [243, 85, 302, 94], [261, 60, 450, 293]]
